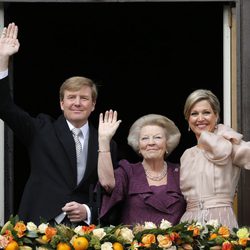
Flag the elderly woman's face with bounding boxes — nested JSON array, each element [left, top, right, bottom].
[[139, 125, 167, 160]]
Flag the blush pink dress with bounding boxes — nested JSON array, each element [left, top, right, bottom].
[[180, 124, 250, 229]]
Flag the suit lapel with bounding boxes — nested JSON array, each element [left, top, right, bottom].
[[54, 115, 77, 175], [79, 123, 98, 184], [54, 117, 98, 187]]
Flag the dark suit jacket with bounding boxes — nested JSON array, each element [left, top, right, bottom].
[[0, 76, 117, 225]]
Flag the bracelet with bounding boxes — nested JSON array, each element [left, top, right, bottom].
[[98, 150, 110, 153]]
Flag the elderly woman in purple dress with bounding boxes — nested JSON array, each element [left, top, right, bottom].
[[97, 110, 186, 226]]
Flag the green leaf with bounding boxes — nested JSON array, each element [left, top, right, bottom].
[[0, 221, 13, 234], [26, 231, 39, 238]]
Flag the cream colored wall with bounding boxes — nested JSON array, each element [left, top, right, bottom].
[[0, 2, 5, 225], [231, 6, 238, 218], [223, 5, 238, 218]]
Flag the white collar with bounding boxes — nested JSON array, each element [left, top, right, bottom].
[[67, 121, 89, 138]]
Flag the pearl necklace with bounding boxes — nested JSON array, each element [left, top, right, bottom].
[[144, 163, 167, 181]]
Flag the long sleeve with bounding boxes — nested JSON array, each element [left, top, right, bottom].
[[198, 130, 232, 166], [199, 124, 250, 170]]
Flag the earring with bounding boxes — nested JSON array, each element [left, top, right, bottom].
[[166, 150, 169, 155], [188, 126, 190, 132]]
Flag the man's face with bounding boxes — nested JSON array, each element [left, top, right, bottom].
[[60, 85, 96, 127]]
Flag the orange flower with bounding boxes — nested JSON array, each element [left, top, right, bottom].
[[14, 222, 26, 238], [209, 233, 218, 240], [141, 234, 156, 248], [45, 226, 57, 240], [238, 238, 249, 246], [157, 234, 172, 248], [187, 225, 200, 236], [218, 227, 230, 238], [169, 232, 180, 242], [222, 241, 233, 250], [4, 230, 14, 242], [81, 224, 96, 234], [193, 227, 200, 236]]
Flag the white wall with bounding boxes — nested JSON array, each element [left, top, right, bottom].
[[223, 5, 232, 127], [0, 3, 5, 225]]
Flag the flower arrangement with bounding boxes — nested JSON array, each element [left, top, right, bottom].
[[0, 215, 250, 250]]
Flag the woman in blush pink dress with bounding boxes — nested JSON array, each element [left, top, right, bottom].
[[180, 89, 250, 229]]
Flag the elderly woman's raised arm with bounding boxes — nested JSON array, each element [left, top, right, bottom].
[[98, 110, 122, 192]]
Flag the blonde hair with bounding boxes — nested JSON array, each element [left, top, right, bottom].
[[59, 76, 98, 102], [184, 89, 220, 121]]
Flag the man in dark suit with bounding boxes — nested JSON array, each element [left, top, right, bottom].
[[0, 23, 117, 226]]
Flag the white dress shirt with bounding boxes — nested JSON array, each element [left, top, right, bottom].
[[0, 69, 8, 79]]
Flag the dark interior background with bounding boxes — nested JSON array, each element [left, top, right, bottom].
[[4, 1, 223, 215]]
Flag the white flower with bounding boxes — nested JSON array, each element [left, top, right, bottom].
[[159, 219, 172, 230], [27, 222, 37, 231], [74, 226, 85, 236], [119, 227, 134, 243], [19, 246, 32, 250], [195, 221, 203, 229], [206, 219, 219, 228], [101, 242, 113, 250], [0, 235, 9, 248], [93, 228, 107, 240], [168, 246, 177, 250], [144, 221, 157, 229], [38, 223, 49, 234], [36, 247, 49, 250], [236, 227, 250, 239]]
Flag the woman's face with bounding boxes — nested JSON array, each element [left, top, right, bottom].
[[139, 125, 167, 161], [188, 99, 218, 139]]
